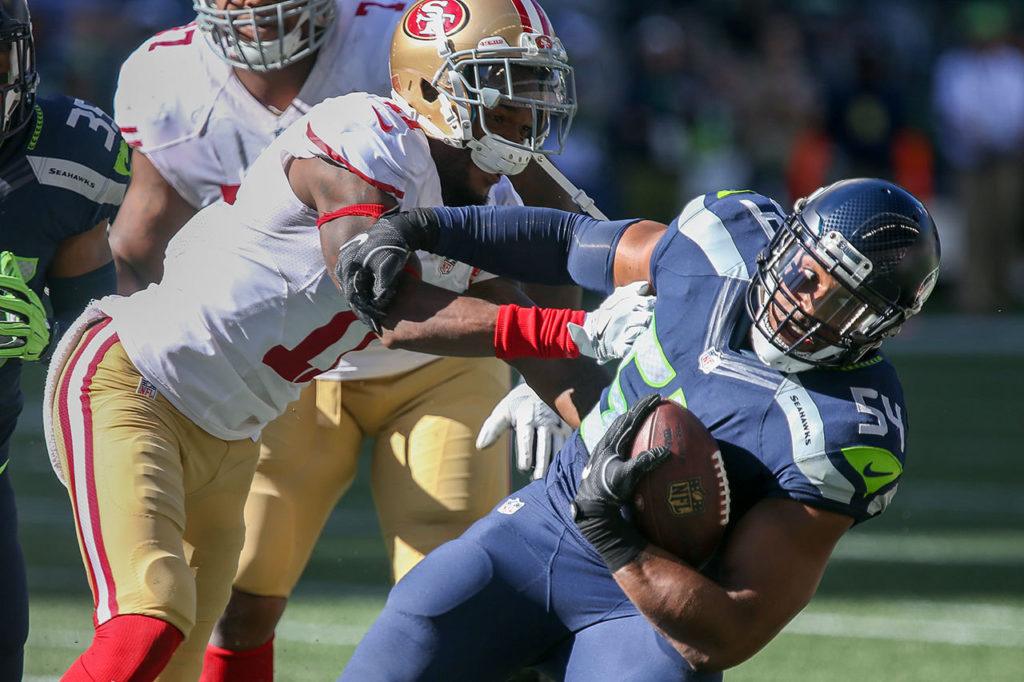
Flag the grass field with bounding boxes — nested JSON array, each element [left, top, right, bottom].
[[11, 340, 1024, 680]]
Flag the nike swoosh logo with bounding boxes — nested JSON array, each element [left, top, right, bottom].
[[862, 462, 896, 478], [373, 107, 395, 133], [340, 233, 369, 251]]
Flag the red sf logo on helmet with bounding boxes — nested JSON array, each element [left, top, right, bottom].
[[404, 0, 470, 41]]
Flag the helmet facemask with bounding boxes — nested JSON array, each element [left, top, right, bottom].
[[416, 31, 575, 175], [0, 17, 36, 143], [746, 214, 906, 373], [194, 0, 336, 72]]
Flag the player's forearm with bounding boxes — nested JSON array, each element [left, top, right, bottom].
[[509, 356, 604, 428], [377, 277, 499, 356], [379, 276, 591, 364], [423, 206, 639, 294], [614, 547, 761, 672], [111, 253, 159, 295]]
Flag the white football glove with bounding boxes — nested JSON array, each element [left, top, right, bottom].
[[567, 281, 655, 364], [477, 382, 570, 480]]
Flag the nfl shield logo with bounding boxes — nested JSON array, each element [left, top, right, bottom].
[[497, 497, 525, 515], [667, 479, 706, 516]]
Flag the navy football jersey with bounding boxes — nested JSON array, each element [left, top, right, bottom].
[[0, 94, 128, 456], [548, 190, 908, 535]]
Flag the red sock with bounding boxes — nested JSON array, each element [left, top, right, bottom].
[[200, 637, 274, 682], [61, 614, 183, 682]]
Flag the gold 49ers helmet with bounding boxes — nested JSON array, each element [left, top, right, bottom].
[[391, 0, 576, 175]]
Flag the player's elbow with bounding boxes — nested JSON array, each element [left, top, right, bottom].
[[678, 639, 758, 673]]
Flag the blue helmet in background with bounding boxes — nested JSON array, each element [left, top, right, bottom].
[[747, 178, 941, 373], [0, 0, 36, 143]]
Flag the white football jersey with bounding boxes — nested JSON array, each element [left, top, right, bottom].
[[113, 0, 403, 209], [99, 93, 523, 441]]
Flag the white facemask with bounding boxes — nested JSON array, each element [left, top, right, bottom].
[[230, 13, 308, 68]]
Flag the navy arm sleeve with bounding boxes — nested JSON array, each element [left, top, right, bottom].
[[431, 205, 639, 294]]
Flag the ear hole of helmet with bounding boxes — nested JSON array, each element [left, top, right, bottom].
[[420, 79, 439, 103]]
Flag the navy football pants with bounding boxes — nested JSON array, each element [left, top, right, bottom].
[[0, 447, 28, 682], [340, 480, 719, 681]]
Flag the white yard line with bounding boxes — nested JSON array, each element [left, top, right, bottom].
[[785, 611, 1024, 648]]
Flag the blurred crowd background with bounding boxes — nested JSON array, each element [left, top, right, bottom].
[[30, 0, 1024, 314]]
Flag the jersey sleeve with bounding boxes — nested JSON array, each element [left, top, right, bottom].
[[297, 93, 433, 202], [762, 367, 908, 523], [30, 96, 131, 241]]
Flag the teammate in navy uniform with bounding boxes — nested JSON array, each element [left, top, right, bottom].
[[0, 1, 124, 676], [337, 178, 941, 679]]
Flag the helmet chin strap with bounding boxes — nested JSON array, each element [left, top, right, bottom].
[[468, 135, 531, 175], [750, 324, 817, 374]]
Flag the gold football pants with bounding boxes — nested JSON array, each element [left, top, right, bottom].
[[234, 355, 511, 595], [50, 319, 260, 682]]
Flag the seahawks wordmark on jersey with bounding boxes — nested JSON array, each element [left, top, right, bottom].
[[0, 95, 128, 455]]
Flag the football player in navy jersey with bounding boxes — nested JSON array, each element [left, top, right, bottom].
[[0, 1, 124, 677], [337, 178, 940, 680]]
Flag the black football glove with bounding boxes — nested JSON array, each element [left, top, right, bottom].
[[571, 394, 671, 572], [336, 209, 441, 332]]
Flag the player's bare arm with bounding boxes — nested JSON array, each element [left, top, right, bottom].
[[615, 498, 851, 671], [47, 219, 117, 343], [288, 154, 398, 285], [50, 220, 112, 278], [108, 151, 196, 294], [376, 275, 604, 427]]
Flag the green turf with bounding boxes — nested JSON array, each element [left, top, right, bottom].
[[13, 352, 1024, 680]]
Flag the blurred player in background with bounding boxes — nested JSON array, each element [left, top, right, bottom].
[[47, 0, 648, 679], [339, 179, 941, 679], [0, 1, 124, 677], [108, 0, 585, 678]]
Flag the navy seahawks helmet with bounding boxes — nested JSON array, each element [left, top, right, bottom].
[[0, 0, 36, 142], [746, 178, 941, 373]]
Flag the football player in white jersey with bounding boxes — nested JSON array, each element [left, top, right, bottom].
[[107, 0, 591, 678], [48, 1, 648, 680]]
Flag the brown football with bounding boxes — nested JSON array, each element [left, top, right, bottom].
[[630, 400, 731, 568]]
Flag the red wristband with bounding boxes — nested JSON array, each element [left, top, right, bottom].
[[494, 305, 587, 360], [316, 203, 388, 229]]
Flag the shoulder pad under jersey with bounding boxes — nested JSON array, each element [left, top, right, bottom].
[[114, 22, 224, 155], [300, 92, 432, 201]]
